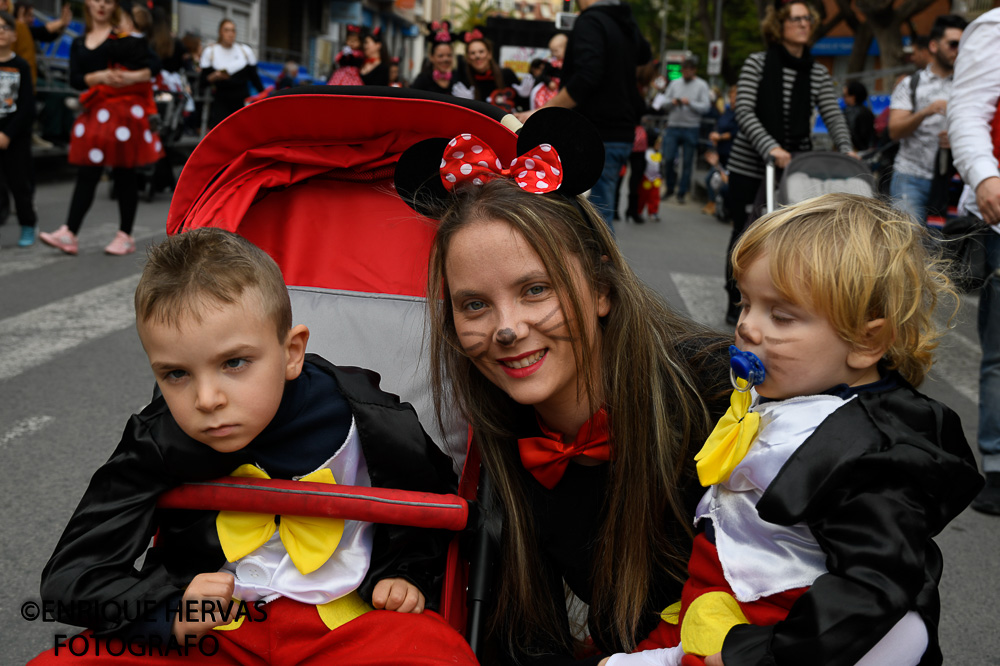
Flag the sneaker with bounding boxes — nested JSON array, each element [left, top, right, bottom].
[[18, 225, 36, 247], [39, 225, 79, 255], [650, 214, 660, 222], [104, 231, 136, 256], [676, 194, 686, 205], [972, 472, 1000, 515], [31, 133, 55, 149]]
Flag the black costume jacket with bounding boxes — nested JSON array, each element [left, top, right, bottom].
[[40, 355, 458, 638], [722, 379, 983, 666]]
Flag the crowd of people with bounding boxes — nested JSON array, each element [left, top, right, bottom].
[[4, 1, 999, 663]]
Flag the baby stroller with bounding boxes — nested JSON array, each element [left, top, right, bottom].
[[158, 86, 525, 658], [758, 151, 877, 217]]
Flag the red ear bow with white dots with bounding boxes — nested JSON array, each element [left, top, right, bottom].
[[439, 134, 563, 194]]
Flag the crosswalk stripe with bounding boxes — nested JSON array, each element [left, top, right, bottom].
[[0, 273, 141, 382], [0, 416, 54, 450], [669, 271, 982, 404]]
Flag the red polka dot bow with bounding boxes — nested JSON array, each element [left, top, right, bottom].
[[439, 134, 564, 194]]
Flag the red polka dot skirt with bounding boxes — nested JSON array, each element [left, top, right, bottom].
[[68, 82, 165, 168]]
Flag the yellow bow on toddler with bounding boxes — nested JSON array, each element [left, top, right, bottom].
[[216, 464, 344, 575], [694, 382, 761, 486]]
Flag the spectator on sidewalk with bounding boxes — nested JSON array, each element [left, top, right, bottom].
[[947, 7, 1000, 515], [888, 14, 967, 225], [723, 0, 853, 325], [0, 9, 36, 248], [661, 56, 710, 205], [410, 37, 460, 96], [843, 80, 875, 151], [199, 19, 262, 129], [703, 84, 738, 217], [530, 0, 652, 230]]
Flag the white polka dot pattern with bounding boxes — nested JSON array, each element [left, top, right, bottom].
[[438, 133, 564, 194]]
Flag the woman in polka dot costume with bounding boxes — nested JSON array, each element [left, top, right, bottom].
[[39, 0, 163, 256]]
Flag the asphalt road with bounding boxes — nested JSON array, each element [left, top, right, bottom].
[[0, 174, 996, 664]]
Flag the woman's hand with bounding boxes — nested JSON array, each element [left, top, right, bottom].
[[768, 146, 792, 169], [171, 572, 237, 642], [372, 577, 426, 613], [704, 653, 724, 666], [207, 70, 229, 83], [84, 69, 112, 87]]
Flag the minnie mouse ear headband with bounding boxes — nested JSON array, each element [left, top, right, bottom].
[[394, 107, 605, 218], [346, 24, 362, 34], [464, 28, 484, 43]]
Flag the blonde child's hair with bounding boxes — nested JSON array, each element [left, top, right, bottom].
[[135, 228, 292, 342], [731, 193, 956, 386]]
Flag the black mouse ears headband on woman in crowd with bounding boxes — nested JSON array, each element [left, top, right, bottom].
[[394, 107, 605, 218], [428, 19, 456, 43]]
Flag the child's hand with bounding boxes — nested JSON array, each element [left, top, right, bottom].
[[172, 572, 237, 641], [371, 577, 425, 613]]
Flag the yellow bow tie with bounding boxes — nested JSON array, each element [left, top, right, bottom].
[[694, 383, 761, 486], [216, 464, 344, 575]]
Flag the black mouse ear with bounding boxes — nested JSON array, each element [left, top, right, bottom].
[[516, 107, 605, 196], [394, 137, 452, 217]]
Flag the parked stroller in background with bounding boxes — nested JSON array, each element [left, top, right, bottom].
[[137, 71, 191, 201], [160, 86, 527, 659]]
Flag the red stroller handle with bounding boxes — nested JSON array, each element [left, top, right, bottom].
[[157, 477, 470, 531]]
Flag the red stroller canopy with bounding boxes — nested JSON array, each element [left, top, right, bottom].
[[168, 87, 519, 298]]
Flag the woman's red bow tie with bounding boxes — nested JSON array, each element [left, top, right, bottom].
[[439, 134, 563, 194], [517, 409, 611, 489], [433, 69, 452, 82]]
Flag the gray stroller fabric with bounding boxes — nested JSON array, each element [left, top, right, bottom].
[[290, 286, 467, 476]]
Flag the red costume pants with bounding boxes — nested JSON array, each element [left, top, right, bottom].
[[29, 597, 478, 665], [637, 533, 807, 665]]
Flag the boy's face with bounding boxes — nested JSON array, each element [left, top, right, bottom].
[[734, 255, 880, 400], [138, 296, 307, 453], [0, 19, 15, 49]]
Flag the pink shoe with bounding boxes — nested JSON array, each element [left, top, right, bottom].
[[39, 225, 79, 255], [104, 231, 136, 256]]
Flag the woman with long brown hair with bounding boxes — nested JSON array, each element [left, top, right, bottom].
[[461, 32, 518, 104], [399, 110, 731, 664]]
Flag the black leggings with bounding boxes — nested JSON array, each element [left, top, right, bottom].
[[1, 135, 37, 228], [67, 166, 138, 236], [724, 172, 764, 306]]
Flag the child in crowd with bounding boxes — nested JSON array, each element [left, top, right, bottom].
[[0, 9, 37, 248], [639, 136, 663, 222], [327, 25, 364, 86], [30, 228, 477, 665], [610, 194, 983, 666]]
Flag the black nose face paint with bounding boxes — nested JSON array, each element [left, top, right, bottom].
[[495, 328, 517, 345]]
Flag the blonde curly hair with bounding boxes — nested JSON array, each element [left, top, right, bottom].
[[731, 193, 957, 386]]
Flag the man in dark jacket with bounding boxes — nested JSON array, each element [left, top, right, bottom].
[[534, 0, 651, 231]]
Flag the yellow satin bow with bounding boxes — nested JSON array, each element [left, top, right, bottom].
[[216, 464, 344, 575], [694, 382, 761, 486]]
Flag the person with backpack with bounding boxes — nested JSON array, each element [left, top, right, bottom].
[[888, 14, 967, 225]]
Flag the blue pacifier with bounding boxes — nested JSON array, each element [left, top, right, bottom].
[[729, 345, 765, 392]]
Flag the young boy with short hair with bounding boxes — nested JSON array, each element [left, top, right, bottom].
[[31, 228, 477, 664], [0, 9, 37, 248]]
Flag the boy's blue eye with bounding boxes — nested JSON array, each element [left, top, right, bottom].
[[225, 358, 249, 370], [165, 370, 186, 380]]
